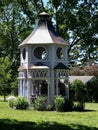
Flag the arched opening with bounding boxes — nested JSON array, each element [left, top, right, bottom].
[[40, 80, 48, 96], [58, 81, 66, 96]]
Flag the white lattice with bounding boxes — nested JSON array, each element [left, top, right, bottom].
[[55, 70, 68, 78], [32, 70, 49, 78]]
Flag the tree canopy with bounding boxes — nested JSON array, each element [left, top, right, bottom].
[[0, 0, 98, 95]]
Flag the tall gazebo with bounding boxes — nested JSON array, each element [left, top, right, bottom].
[[18, 12, 69, 103]]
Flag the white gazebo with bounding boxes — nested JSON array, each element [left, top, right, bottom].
[[18, 12, 69, 103]]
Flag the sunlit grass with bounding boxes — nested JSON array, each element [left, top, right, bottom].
[[0, 98, 98, 130]]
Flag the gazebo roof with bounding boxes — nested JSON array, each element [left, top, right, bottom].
[[54, 63, 69, 69], [19, 12, 68, 47]]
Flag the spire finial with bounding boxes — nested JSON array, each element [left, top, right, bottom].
[[38, 12, 50, 19]]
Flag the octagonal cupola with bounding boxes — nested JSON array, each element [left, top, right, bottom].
[[18, 12, 69, 103]]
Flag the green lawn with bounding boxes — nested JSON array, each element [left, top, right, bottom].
[[0, 100, 98, 130]]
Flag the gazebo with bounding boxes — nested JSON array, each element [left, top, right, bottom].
[[18, 12, 69, 103]]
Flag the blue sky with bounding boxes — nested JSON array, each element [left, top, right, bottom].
[[43, 0, 49, 5]]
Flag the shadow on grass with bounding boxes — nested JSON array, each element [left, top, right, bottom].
[[0, 119, 98, 130]]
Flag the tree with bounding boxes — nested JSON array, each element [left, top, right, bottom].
[[0, 57, 12, 101], [70, 65, 98, 76], [47, 0, 98, 65], [0, 0, 35, 95], [84, 65, 98, 76], [71, 80, 86, 102], [0, 0, 98, 96], [86, 77, 98, 102]]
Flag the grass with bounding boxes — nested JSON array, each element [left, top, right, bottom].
[[0, 99, 98, 130]]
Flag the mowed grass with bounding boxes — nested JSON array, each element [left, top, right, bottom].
[[0, 100, 98, 130]]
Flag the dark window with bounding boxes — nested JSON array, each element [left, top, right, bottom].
[[22, 48, 26, 60], [56, 47, 64, 60], [34, 47, 47, 60]]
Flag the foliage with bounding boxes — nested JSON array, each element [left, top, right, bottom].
[[71, 80, 86, 102], [34, 96, 48, 111], [70, 67, 85, 76], [74, 102, 85, 111], [9, 98, 17, 109], [84, 65, 98, 77], [0, 57, 12, 101], [54, 96, 73, 112], [63, 98, 73, 111], [11, 76, 18, 95], [54, 95, 65, 111], [0, 0, 98, 96], [48, 0, 98, 65], [86, 77, 98, 102], [46, 104, 54, 111], [9, 97, 29, 110], [70, 65, 98, 76]]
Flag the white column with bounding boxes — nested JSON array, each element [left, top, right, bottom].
[[56, 79, 59, 95], [65, 79, 69, 99], [18, 80, 20, 96], [31, 80, 34, 95], [19, 79, 23, 96], [27, 79, 31, 101], [47, 80, 50, 103], [50, 68, 55, 103]]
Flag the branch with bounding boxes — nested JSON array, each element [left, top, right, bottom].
[[68, 37, 82, 54], [17, 0, 34, 22]]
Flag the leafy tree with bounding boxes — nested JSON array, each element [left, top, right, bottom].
[[70, 67, 85, 76], [0, 0, 35, 95], [86, 77, 98, 102], [0, 0, 98, 96], [47, 0, 98, 65], [84, 65, 98, 76], [0, 57, 11, 101], [70, 65, 98, 76], [71, 80, 86, 102]]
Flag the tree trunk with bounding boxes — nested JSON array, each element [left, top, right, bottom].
[[4, 94, 6, 102]]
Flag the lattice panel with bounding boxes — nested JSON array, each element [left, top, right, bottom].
[[55, 70, 68, 78], [32, 70, 49, 78]]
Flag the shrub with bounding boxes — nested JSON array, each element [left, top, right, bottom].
[[63, 98, 73, 111], [54, 95, 65, 112], [15, 97, 29, 110], [9, 97, 29, 110], [9, 98, 16, 109], [46, 104, 54, 111], [74, 102, 85, 111], [34, 96, 48, 111], [8, 96, 16, 109]]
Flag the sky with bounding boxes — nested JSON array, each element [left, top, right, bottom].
[[43, 0, 49, 6]]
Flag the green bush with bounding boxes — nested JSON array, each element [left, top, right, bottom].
[[46, 104, 54, 111], [63, 98, 73, 111], [74, 102, 85, 111], [34, 96, 48, 111], [9, 97, 29, 110], [15, 97, 29, 110], [54, 95, 65, 112], [71, 80, 86, 102], [9, 98, 17, 109]]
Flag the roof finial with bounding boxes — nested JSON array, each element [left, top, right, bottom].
[[38, 12, 50, 19]]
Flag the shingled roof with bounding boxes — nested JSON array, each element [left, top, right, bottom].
[[19, 12, 68, 47]]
